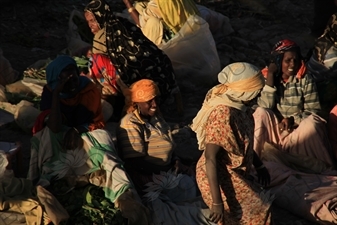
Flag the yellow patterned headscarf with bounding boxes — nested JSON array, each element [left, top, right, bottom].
[[191, 62, 264, 150]]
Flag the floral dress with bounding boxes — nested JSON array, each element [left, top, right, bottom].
[[196, 105, 272, 225]]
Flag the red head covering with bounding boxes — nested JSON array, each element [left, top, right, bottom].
[[271, 39, 299, 53]]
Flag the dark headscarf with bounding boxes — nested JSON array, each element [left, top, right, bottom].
[[46, 55, 78, 90], [84, 0, 177, 102], [313, 13, 337, 63], [45, 55, 90, 97]]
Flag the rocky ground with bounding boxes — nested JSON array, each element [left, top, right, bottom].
[[0, 0, 322, 224]]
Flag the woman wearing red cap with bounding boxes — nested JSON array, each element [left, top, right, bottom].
[[254, 39, 337, 169]]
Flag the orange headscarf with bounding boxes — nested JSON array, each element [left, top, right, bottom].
[[126, 79, 160, 113]]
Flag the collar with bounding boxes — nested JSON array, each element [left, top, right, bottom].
[[281, 75, 298, 84]]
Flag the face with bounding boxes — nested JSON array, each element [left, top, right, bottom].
[[84, 11, 100, 34], [59, 65, 80, 94], [281, 51, 300, 79], [136, 97, 159, 118]]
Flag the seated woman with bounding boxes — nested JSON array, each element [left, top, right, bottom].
[[117, 79, 192, 190], [84, 0, 183, 119], [117, 79, 215, 224], [27, 55, 150, 224], [190, 62, 271, 225], [123, 0, 199, 45], [254, 39, 337, 169], [307, 12, 337, 83]]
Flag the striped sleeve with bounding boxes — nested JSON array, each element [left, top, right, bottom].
[[301, 75, 321, 119], [257, 85, 277, 109], [117, 118, 146, 159]]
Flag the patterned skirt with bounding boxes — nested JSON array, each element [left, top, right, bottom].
[[196, 153, 272, 225]]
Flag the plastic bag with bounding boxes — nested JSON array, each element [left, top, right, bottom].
[[159, 15, 221, 88]]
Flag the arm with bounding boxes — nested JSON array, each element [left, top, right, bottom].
[[253, 151, 270, 187], [301, 75, 321, 120], [46, 90, 62, 133], [257, 85, 277, 109], [257, 63, 278, 109], [46, 75, 72, 133], [205, 143, 224, 223], [205, 143, 222, 205], [123, 0, 140, 26]]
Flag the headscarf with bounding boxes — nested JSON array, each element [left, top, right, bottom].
[[45, 55, 91, 100], [190, 62, 264, 150], [84, 0, 177, 102], [313, 13, 337, 63], [261, 39, 307, 79], [157, 0, 199, 34], [46, 55, 79, 90], [126, 79, 160, 113]]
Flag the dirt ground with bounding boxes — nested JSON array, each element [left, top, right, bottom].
[[0, 0, 323, 224]]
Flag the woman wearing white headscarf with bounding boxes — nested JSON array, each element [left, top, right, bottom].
[[191, 62, 272, 225]]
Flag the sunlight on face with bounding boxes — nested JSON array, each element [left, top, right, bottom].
[[281, 51, 300, 79], [84, 11, 100, 35], [136, 97, 158, 118]]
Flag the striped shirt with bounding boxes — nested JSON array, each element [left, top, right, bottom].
[[258, 74, 321, 124], [117, 110, 174, 166]]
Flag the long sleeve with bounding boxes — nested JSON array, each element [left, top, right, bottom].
[[257, 85, 277, 109]]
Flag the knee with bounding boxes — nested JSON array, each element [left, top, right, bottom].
[[299, 115, 325, 134], [253, 107, 272, 118]]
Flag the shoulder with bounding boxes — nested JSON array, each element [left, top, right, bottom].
[[119, 113, 143, 129], [209, 104, 232, 119], [301, 73, 316, 84]]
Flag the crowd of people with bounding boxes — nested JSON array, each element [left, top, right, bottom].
[[2, 0, 337, 224]]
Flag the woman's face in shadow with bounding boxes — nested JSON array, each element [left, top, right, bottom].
[[84, 11, 100, 35], [59, 65, 80, 94]]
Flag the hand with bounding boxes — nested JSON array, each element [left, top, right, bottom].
[[63, 128, 83, 150], [256, 166, 270, 187], [266, 62, 278, 86], [54, 74, 74, 95], [268, 62, 278, 75], [209, 204, 224, 224], [278, 117, 295, 132]]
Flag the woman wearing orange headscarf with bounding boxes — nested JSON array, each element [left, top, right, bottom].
[[117, 79, 192, 190]]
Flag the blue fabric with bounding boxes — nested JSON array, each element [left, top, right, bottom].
[[46, 55, 78, 90], [45, 55, 91, 98]]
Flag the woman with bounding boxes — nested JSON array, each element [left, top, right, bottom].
[[307, 13, 337, 82], [191, 62, 272, 225], [117, 79, 192, 190], [254, 39, 336, 168], [27, 55, 150, 224], [123, 0, 199, 45], [84, 0, 182, 117], [117, 79, 216, 224]]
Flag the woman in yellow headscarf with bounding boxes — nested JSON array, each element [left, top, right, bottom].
[[191, 62, 272, 225], [123, 0, 199, 45]]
